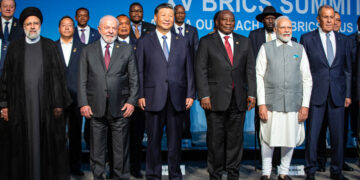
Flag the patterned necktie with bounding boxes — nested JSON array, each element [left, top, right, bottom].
[[134, 24, 140, 39], [162, 35, 169, 61], [80, 29, 86, 44], [224, 35, 233, 65], [4, 21, 9, 41], [104, 44, 111, 70], [267, 32, 272, 42], [178, 27, 183, 37], [326, 33, 334, 66]]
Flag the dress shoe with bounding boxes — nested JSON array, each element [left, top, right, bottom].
[[131, 170, 143, 179], [330, 173, 349, 180], [70, 169, 84, 176], [342, 162, 353, 171], [278, 175, 292, 180], [306, 174, 315, 180], [260, 175, 270, 180]]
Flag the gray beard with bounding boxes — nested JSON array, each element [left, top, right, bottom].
[[25, 28, 41, 40]]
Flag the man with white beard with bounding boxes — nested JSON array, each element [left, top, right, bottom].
[[256, 16, 313, 180], [0, 7, 72, 179], [78, 15, 139, 180]]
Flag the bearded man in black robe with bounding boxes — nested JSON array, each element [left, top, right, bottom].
[[0, 7, 72, 180]]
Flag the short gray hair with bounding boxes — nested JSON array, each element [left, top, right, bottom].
[[99, 15, 119, 27], [274, 16, 291, 28], [317, 5, 334, 17]]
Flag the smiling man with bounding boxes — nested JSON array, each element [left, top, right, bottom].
[[128, 2, 155, 40], [0, 0, 24, 42]]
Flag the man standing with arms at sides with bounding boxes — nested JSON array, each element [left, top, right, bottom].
[[301, 5, 352, 180], [256, 16, 312, 180], [195, 10, 256, 180], [74, 7, 100, 45], [78, 15, 139, 180], [0, 7, 72, 179], [136, 3, 195, 179], [129, 2, 155, 41], [56, 16, 85, 177], [0, 0, 24, 43]]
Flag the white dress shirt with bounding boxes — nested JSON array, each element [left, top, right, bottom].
[[155, 29, 171, 52], [264, 29, 276, 42], [60, 38, 73, 67], [174, 23, 185, 36], [118, 36, 130, 44], [1, 17, 13, 34], [25, 36, 40, 44], [77, 25, 90, 44], [100, 38, 114, 57], [218, 31, 234, 54], [319, 28, 336, 59]]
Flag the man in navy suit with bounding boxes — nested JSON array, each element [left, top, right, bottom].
[[56, 16, 85, 176], [0, 0, 24, 43], [74, 7, 100, 45], [301, 5, 352, 180], [128, 2, 155, 41], [136, 3, 195, 180]]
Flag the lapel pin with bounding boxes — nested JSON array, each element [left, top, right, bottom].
[[143, 28, 146, 32], [176, 36, 179, 39], [3, 45, 7, 51], [236, 41, 239, 45], [13, 22, 16, 27], [134, 47, 136, 50], [116, 45, 120, 48], [186, 30, 189, 33], [73, 48, 77, 53], [293, 54, 299, 61], [92, 34, 94, 37]]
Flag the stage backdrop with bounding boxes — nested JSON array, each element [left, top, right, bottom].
[[15, 0, 359, 132]]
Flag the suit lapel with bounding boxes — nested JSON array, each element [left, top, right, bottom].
[[150, 31, 168, 63], [96, 41, 106, 71], [56, 41, 66, 67], [108, 41, 120, 70], [260, 28, 266, 45], [213, 32, 232, 66], [312, 29, 329, 67], [168, 33, 178, 63], [68, 40, 79, 68], [232, 34, 241, 68], [332, 32, 342, 67]]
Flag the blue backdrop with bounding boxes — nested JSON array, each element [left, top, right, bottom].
[[15, 0, 359, 132]]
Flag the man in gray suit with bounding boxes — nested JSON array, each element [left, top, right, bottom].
[[78, 15, 139, 180]]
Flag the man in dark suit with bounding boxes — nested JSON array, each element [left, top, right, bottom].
[[0, 0, 24, 43], [301, 5, 352, 180], [128, 2, 155, 41], [56, 16, 85, 176], [136, 3, 195, 180], [74, 7, 100, 45], [195, 10, 256, 180], [78, 15, 139, 180]]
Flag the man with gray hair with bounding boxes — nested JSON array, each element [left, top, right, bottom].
[[78, 15, 139, 180], [256, 16, 312, 180]]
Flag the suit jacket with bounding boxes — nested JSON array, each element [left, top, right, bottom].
[[171, 24, 199, 58], [56, 39, 84, 104], [300, 29, 351, 106], [249, 27, 297, 58], [73, 26, 101, 45], [0, 17, 24, 43], [136, 31, 195, 112], [130, 21, 155, 42], [78, 40, 139, 118], [195, 31, 256, 111]]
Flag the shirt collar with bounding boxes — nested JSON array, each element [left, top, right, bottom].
[[265, 29, 274, 34], [118, 36, 130, 43], [78, 25, 90, 31], [25, 36, 40, 44], [174, 23, 185, 30], [100, 37, 114, 48], [276, 38, 293, 47], [319, 27, 334, 37], [131, 21, 142, 27], [60, 38, 73, 45], [218, 30, 233, 40], [155, 29, 171, 40], [1, 17, 13, 24]]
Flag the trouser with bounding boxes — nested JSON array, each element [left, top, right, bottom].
[[261, 141, 294, 176]]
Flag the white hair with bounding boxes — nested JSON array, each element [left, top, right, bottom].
[[274, 16, 291, 28], [99, 15, 119, 27]]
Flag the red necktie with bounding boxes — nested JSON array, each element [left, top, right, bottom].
[[104, 44, 110, 70], [224, 36, 233, 65]]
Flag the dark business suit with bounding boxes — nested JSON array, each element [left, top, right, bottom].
[[78, 39, 139, 180], [74, 26, 101, 45], [136, 31, 195, 180], [301, 29, 352, 175], [130, 21, 155, 41], [195, 31, 256, 180], [354, 32, 360, 160], [0, 17, 24, 43], [56, 39, 84, 173]]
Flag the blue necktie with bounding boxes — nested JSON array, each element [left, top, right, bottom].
[[178, 27, 183, 37], [162, 35, 169, 61], [4, 21, 9, 41], [326, 33, 334, 66]]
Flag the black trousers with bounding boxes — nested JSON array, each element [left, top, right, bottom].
[[129, 107, 145, 172], [90, 101, 130, 180], [206, 96, 246, 180], [66, 103, 83, 172]]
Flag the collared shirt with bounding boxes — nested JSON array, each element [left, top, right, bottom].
[[131, 21, 142, 37], [25, 35, 40, 44], [319, 28, 336, 59], [174, 23, 185, 36], [118, 36, 130, 44], [100, 37, 114, 57], [60, 38, 73, 67], [1, 17, 13, 34], [256, 39, 313, 107], [218, 31, 234, 53], [156, 29, 171, 52], [77, 25, 90, 44], [264, 29, 276, 42]]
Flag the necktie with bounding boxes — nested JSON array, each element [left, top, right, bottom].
[[122, 40, 127, 44], [162, 35, 169, 61], [134, 24, 140, 39], [178, 27, 183, 37], [104, 44, 110, 70], [80, 29, 86, 44], [4, 21, 9, 41], [224, 36, 233, 65], [267, 32, 272, 42], [326, 33, 334, 66]]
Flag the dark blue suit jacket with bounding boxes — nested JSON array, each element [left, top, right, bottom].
[[0, 17, 24, 43], [56, 39, 84, 104], [300, 29, 352, 106], [73, 26, 101, 45], [171, 24, 199, 58], [136, 31, 195, 112]]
